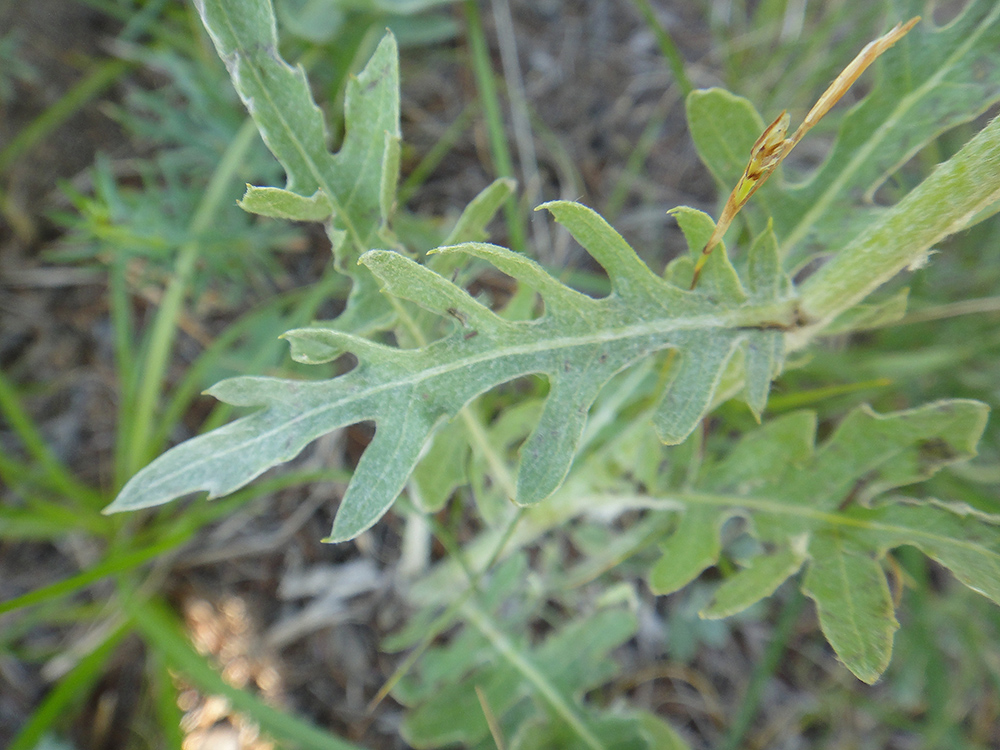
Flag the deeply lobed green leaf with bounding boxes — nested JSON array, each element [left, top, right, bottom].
[[688, 0, 1000, 267], [107, 200, 797, 541], [649, 399, 995, 683], [113, 6, 1000, 677], [194, 0, 400, 260], [194, 0, 406, 339]]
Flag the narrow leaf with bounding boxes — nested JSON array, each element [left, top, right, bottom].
[[238, 186, 332, 221]]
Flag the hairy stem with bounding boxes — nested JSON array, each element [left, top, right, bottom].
[[798, 115, 1000, 331]]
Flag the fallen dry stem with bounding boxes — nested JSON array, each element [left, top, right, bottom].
[[690, 16, 921, 289]]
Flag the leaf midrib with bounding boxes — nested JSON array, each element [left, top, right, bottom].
[[216, 2, 366, 253], [142, 310, 755, 495], [628, 493, 1000, 561], [829, 531, 867, 656]]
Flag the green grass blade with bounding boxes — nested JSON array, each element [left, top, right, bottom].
[[129, 596, 365, 750], [0, 531, 187, 616], [462, 0, 527, 254], [7, 623, 129, 750], [0, 369, 104, 507], [630, 0, 694, 97], [0, 59, 130, 174], [123, 118, 260, 479]]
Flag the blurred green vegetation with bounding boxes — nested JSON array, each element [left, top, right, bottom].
[[1, 1, 999, 748]]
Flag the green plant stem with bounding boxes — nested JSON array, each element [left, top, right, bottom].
[[123, 117, 259, 480], [893, 295, 1000, 325], [461, 598, 607, 750], [797, 115, 1000, 330], [476, 684, 508, 750], [630, 0, 694, 97], [109, 258, 137, 401], [463, 0, 527, 255]]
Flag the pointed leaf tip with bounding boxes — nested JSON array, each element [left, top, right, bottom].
[[327, 415, 435, 542], [803, 534, 898, 684], [539, 200, 666, 302]]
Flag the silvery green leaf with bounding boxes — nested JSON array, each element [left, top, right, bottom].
[[194, 0, 400, 266], [107, 201, 795, 541], [647, 399, 992, 683]]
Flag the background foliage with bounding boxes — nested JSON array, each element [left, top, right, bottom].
[[3, 1, 1000, 749]]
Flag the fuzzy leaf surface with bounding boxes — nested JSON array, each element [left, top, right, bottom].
[[194, 0, 400, 269], [106, 202, 797, 541], [396, 554, 685, 750], [801, 532, 898, 684], [647, 400, 994, 683], [688, 0, 1000, 265]]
